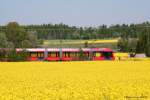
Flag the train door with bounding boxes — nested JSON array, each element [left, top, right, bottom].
[[83, 52, 90, 60], [92, 51, 104, 60], [37, 52, 44, 60]]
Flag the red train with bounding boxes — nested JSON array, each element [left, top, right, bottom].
[[16, 48, 115, 61]]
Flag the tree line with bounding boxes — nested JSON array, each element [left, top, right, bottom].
[[1, 22, 150, 40], [0, 22, 148, 40]]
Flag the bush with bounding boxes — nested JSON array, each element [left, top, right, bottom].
[[0, 49, 7, 61], [7, 49, 29, 62]]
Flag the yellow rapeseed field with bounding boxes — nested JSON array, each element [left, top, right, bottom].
[[114, 53, 129, 61], [0, 61, 150, 100], [87, 39, 118, 44], [44, 39, 118, 45]]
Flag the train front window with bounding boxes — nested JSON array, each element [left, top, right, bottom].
[[102, 52, 112, 58], [93, 52, 101, 57]]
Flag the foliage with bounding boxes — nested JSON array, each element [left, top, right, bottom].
[[84, 41, 88, 48], [37, 39, 44, 45], [0, 22, 37, 48], [137, 29, 150, 56], [0, 49, 7, 61], [117, 38, 137, 53], [0, 32, 8, 48], [1, 21, 150, 40], [117, 23, 150, 57], [7, 49, 29, 61], [78, 48, 85, 60]]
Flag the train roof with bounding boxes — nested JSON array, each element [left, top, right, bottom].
[[91, 48, 113, 52], [47, 48, 60, 52], [16, 48, 45, 52], [16, 48, 114, 52]]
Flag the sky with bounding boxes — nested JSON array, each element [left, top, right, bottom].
[[0, 0, 150, 27]]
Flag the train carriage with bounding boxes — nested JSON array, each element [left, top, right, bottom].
[[46, 48, 60, 61], [16, 48, 45, 61], [92, 48, 115, 60], [62, 48, 79, 61], [16, 48, 115, 61]]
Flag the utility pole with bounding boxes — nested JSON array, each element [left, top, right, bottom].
[[44, 47, 48, 61], [59, 31, 63, 61]]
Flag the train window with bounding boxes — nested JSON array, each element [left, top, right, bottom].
[[30, 52, 37, 57], [38, 53, 41, 57], [37, 52, 44, 58], [93, 52, 101, 57], [96, 53, 101, 57], [70, 52, 76, 57], [103, 52, 112, 58], [48, 52, 57, 57], [63, 52, 70, 57]]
